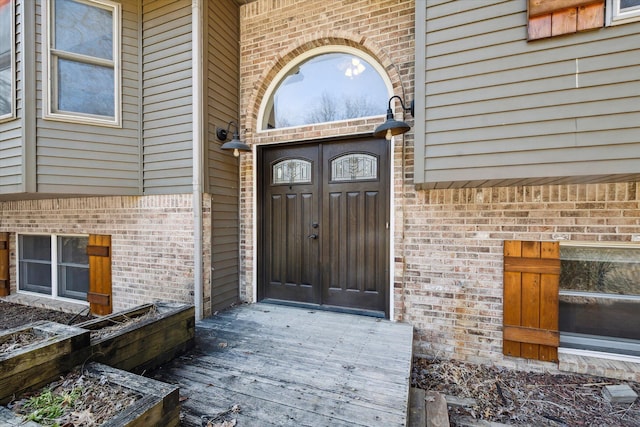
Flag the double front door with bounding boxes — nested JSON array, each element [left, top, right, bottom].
[[258, 138, 389, 316]]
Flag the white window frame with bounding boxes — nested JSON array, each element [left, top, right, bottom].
[[0, 0, 15, 122], [607, 0, 640, 25], [43, 0, 121, 127], [17, 233, 90, 305]]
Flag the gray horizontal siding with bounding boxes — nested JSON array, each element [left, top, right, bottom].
[[142, 0, 193, 194], [207, 0, 240, 313], [34, 0, 140, 195], [0, 126, 22, 193], [416, 0, 640, 188], [0, 0, 23, 195]]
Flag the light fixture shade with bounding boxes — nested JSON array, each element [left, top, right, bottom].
[[373, 115, 411, 139], [220, 138, 251, 153], [373, 96, 413, 140], [217, 121, 251, 156]]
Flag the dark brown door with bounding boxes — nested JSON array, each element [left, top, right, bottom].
[[259, 138, 389, 316]]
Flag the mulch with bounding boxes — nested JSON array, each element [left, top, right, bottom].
[[412, 357, 640, 426], [0, 300, 94, 330]]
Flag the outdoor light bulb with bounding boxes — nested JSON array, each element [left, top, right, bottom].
[[233, 148, 240, 157], [386, 129, 392, 141]]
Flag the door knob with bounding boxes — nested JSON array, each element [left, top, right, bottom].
[[308, 233, 318, 239]]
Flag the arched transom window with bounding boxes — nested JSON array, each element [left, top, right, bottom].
[[261, 51, 389, 130]]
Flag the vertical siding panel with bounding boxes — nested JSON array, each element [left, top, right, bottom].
[[207, 0, 240, 312]]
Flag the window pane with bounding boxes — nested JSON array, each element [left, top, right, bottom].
[[560, 294, 640, 341], [560, 246, 640, 295], [20, 235, 52, 261], [331, 153, 378, 182], [265, 53, 387, 129], [272, 159, 312, 184], [19, 235, 52, 294], [621, 0, 640, 11], [58, 236, 88, 264], [54, 0, 113, 60], [0, 1, 12, 116], [58, 236, 89, 300], [57, 58, 114, 116]]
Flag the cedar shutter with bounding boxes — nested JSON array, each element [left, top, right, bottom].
[[528, 0, 604, 40], [0, 233, 9, 297], [503, 240, 560, 362], [87, 234, 112, 315]]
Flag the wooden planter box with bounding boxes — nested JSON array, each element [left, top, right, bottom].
[[75, 302, 195, 373], [0, 322, 89, 405], [0, 362, 180, 426]]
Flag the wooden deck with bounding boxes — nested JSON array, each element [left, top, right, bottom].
[[151, 303, 414, 426]]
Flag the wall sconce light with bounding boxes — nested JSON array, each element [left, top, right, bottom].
[[373, 95, 414, 140], [216, 121, 251, 157]]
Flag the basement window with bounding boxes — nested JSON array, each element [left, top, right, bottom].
[[559, 243, 640, 357], [18, 235, 89, 302]]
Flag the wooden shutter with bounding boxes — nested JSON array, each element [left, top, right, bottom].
[[503, 240, 560, 362], [0, 233, 9, 297], [87, 234, 112, 315], [528, 0, 604, 40]]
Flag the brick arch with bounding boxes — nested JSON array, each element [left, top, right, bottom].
[[242, 32, 406, 137]]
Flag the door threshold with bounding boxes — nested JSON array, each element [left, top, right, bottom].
[[261, 298, 386, 319]]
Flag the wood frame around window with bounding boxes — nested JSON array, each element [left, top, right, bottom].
[[528, 0, 605, 40]]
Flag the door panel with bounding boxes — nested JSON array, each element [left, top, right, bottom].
[[322, 140, 389, 313], [261, 145, 320, 304], [259, 138, 389, 316]]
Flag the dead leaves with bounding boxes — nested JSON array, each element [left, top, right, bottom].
[[203, 404, 241, 427], [412, 357, 640, 426]]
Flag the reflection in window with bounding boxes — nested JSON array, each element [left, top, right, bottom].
[[331, 153, 377, 182], [46, 0, 120, 124], [263, 53, 387, 129], [273, 159, 312, 185], [559, 244, 640, 357], [0, 0, 13, 119]]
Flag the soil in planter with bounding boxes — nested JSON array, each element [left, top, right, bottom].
[[89, 305, 160, 340], [0, 328, 49, 354], [8, 367, 141, 427], [0, 301, 94, 330]]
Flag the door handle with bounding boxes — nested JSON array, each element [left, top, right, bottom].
[[308, 233, 318, 239]]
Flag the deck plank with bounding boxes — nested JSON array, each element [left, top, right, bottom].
[[151, 303, 413, 426]]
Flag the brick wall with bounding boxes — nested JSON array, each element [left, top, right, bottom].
[[238, 0, 415, 301], [402, 184, 640, 367], [0, 195, 209, 313], [237, 0, 640, 374]]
